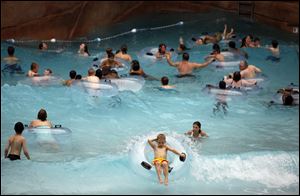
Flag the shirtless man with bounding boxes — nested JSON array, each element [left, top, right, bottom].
[[63, 70, 77, 86], [160, 76, 175, 89], [83, 68, 100, 83], [115, 44, 132, 62], [239, 60, 262, 78], [2, 46, 22, 72], [205, 44, 225, 62], [166, 52, 214, 77], [100, 53, 123, 69], [148, 134, 186, 186], [4, 122, 30, 161], [30, 109, 53, 128]]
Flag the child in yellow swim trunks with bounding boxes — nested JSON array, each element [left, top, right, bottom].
[[148, 134, 186, 186]]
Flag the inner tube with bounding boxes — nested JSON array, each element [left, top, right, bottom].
[[271, 87, 299, 105], [129, 134, 187, 179], [24, 125, 71, 135], [102, 77, 145, 92], [91, 58, 129, 72], [19, 76, 63, 86], [206, 87, 244, 96], [211, 60, 240, 68], [73, 80, 118, 97], [137, 47, 178, 63]]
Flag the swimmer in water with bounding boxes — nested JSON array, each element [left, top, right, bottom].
[[148, 134, 186, 186]]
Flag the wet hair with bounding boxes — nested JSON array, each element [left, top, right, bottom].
[[106, 48, 113, 55], [212, 44, 220, 53], [107, 52, 115, 59], [191, 37, 197, 42], [75, 74, 82, 80], [131, 60, 140, 71], [120, 44, 127, 54], [7, 46, 15, 56], [158, 43, 166, 54], [102, 66, 111, 75], [31, 62, 39, 71], [161, 76, 169, 85], [37, 109, 47, 121], [283, 94, 294, 105], [83, 43, 90, 56], [179, 44, 187, 51], [254, 37, 260, 42], [233, 71, 241, 82], [182, 53, 189, 61], [88, 68, 95, 76], [228, 41, 236, 49], [38, 43, 43, 49], [271, 40, 279, 48], [219, 80, 226, 89], [240, 37, 247, 48], [69, 70, 77, 79], [45, 68, 52, 74], [157, 134, 166, 142], [95, 69, 102, 79], [193, 121, 201, 129], [14, 122, 24, 134]]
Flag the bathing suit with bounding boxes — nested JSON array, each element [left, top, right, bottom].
[[152, 158, 168, 165], [7, 154, 21, 161]]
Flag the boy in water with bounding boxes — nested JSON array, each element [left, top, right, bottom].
[[4, 122, 30, 161], [148, 134, 186, 186], [160, 76, 175, 89]]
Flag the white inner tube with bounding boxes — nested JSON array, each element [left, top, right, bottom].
[[129, 134, 187, 179], [138, 47, 178, 63], [104, 77, 145, 92], [74, 80, 118, 97], [24, 126, 71, 135], [211, 60, 240, 67], [19, 76, 63, 86], [209, 88, 244, 96]]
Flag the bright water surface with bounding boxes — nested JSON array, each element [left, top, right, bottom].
[[1, 11, 299, 194]]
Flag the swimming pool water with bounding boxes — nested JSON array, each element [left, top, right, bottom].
[[1, 11, 299, 194]]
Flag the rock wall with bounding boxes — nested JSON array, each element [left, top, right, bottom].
[[1, 1, 298, 40]]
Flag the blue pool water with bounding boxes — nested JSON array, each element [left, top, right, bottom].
[[1, 11, 299, 194]]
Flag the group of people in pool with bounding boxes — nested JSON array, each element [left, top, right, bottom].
[[2, 24, 298, 186]]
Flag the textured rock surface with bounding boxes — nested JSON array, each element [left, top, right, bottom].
[[1, 1, 298, 40]]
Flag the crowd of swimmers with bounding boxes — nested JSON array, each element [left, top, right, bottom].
[[2, 23, 298, 186]]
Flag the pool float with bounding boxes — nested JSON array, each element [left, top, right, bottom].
[[130, 134, 187, 178], [102, 76, 145, 92], [74, 80, 118, 97], [137, 47, 178, 63], [24, 124, 71, 135], [91, 58, 129, 72], [19, 76, 63, 86]]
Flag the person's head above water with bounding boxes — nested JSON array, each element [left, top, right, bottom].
[[14, 122, 24, 134], [193, 121, 201, 133], [239, 60, 248, 70], [228, 41, 236, 49], [7, 46, 15, 56], [271, 40, 279, 48], [95, 69, 102, 79], [212, 43, 221, 54], [120, 44, 128, 54], [39, 42, 48, 50], [69, 70, 77, 79], [156, 133, 166, 147], [158, 43, 167, 54], [282, 94, 294, 105], [88, 68, 95, 76], [131, 60, 140, 71], [44, 68, 52, 76], [233, 71, 241, 82], [219, 80, 226, 89], [37, 109, 47, 121], [182, 52, 189, 61], [30, 62, 39, 72], [161, 76, 169, 86]]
